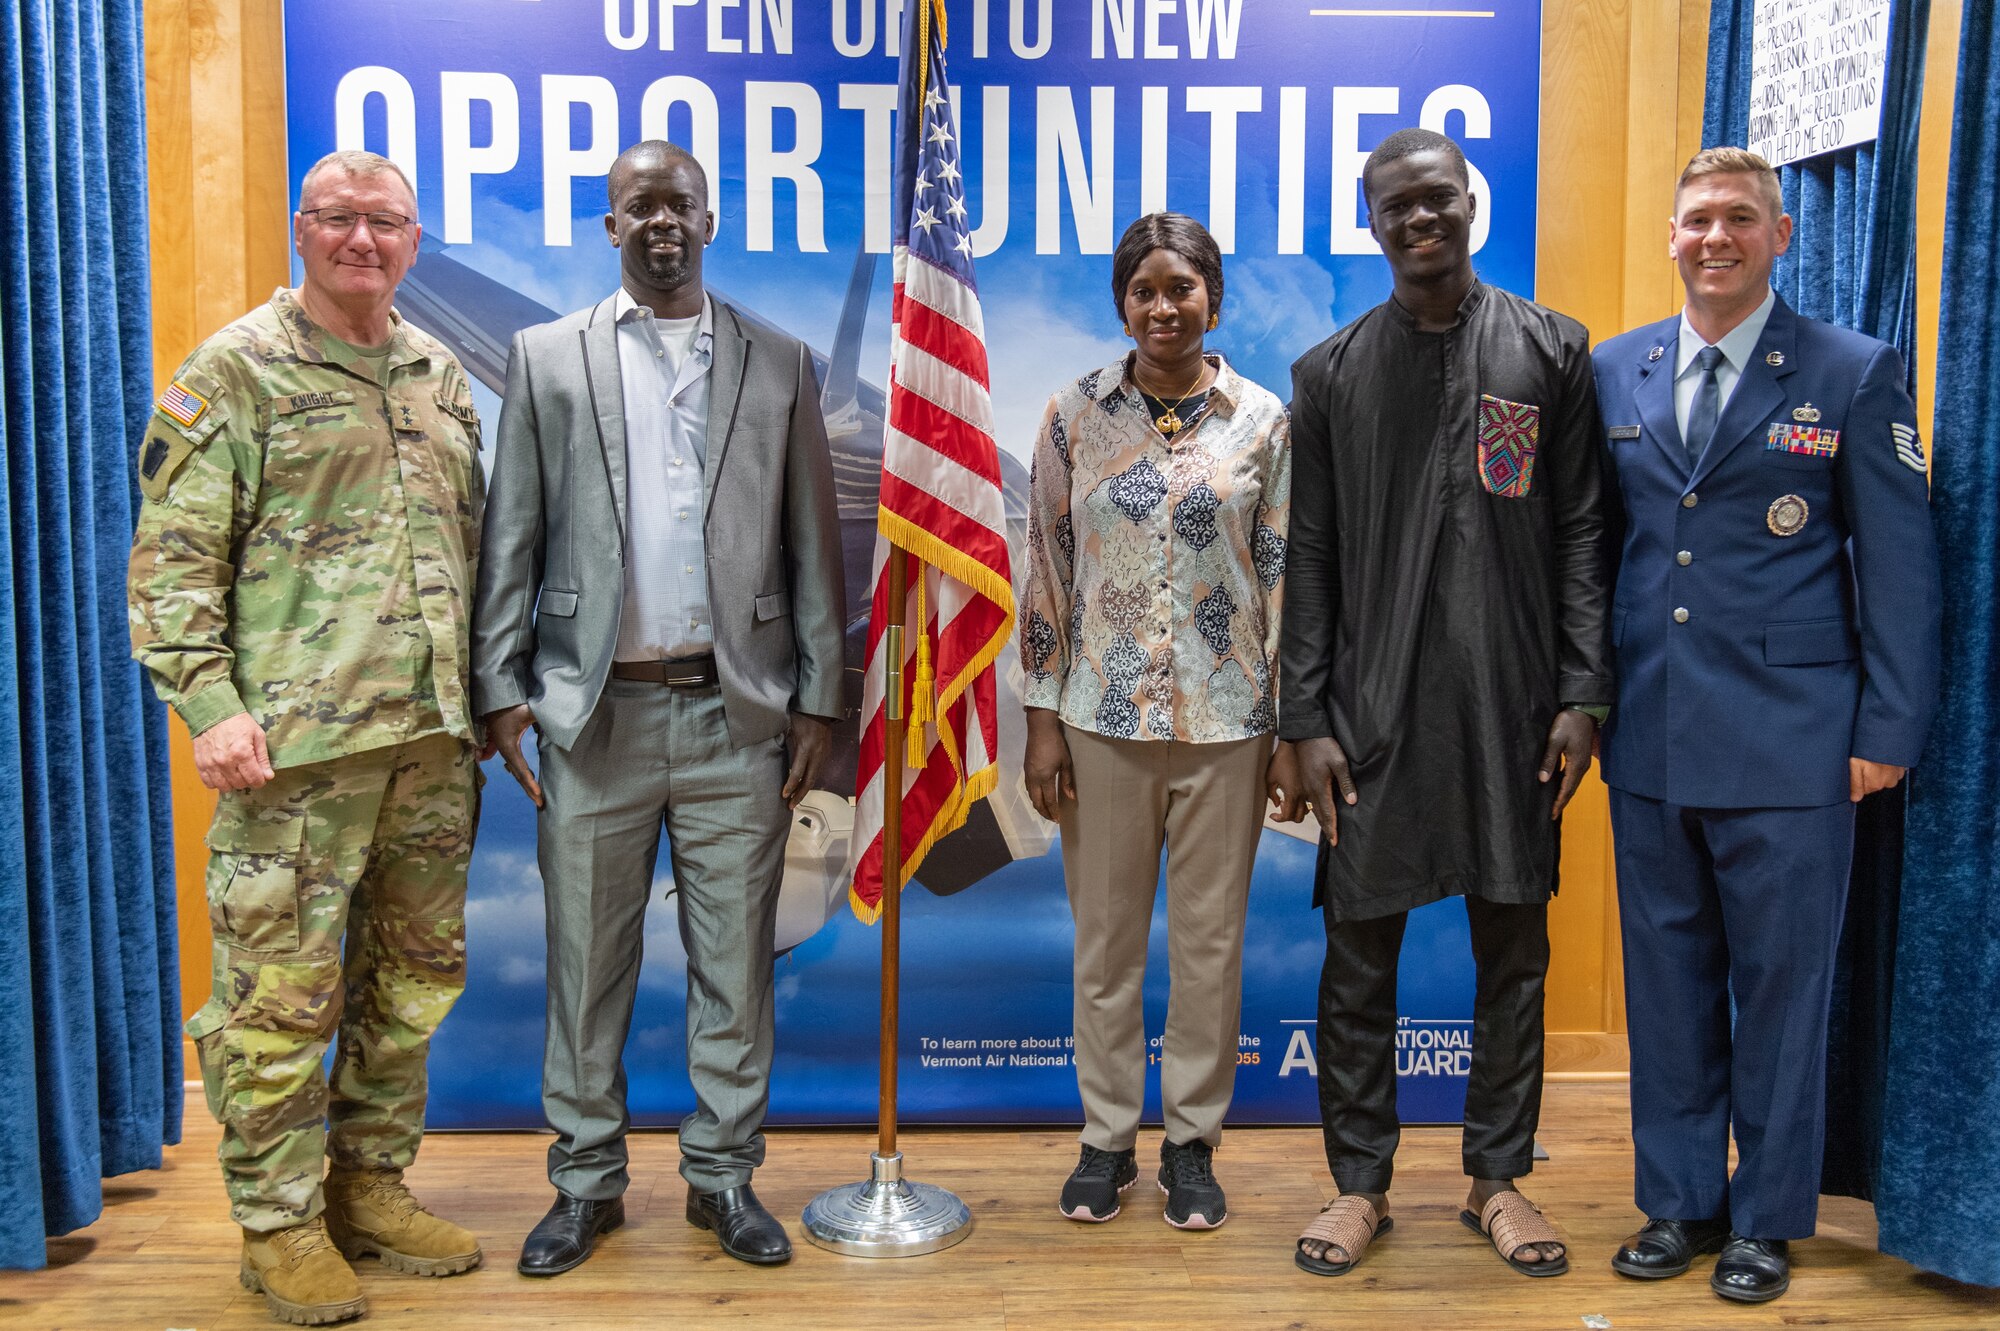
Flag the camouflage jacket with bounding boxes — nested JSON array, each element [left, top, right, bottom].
[[128, 288, 483, 768]]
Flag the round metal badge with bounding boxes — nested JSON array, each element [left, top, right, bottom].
[[1767, 494, 1809, 536]]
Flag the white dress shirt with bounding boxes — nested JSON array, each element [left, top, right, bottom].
[[1674, 287, 1777, 458], [613, 288, 716, 662]]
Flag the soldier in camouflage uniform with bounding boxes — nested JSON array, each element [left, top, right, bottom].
[[128, 150, 485, 1327]]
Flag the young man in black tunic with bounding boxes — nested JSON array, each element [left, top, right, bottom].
[[1280, 128, 1614, 1277]]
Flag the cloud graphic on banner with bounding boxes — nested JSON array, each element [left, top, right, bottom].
[[1216, 252, 1339, 382], [637, 876, 693, 989], [979, 278, 1127, 460], [635, 1025, 682, 1053], [446, 200, 606, 317], [464, 849, 549, 991]]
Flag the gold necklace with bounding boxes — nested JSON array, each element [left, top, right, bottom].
[[1144, 363, 1208, 437]]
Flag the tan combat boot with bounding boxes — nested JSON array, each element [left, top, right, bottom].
[[323, 1168, 483, 1276], [240, 1217, 367, 1326]]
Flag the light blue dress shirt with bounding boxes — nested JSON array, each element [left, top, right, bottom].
[[613, 288, 715, 662], [1674, 287, 1777, 464]]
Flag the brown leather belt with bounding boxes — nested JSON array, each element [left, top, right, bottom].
[[610, 655, 718, 688]]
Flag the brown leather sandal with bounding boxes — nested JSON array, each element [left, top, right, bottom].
[[1459, 1191, 1569, 1277], [1294, 1195, 1392, 1277]]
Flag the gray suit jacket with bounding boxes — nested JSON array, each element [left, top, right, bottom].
[[471, 294, 845, 751]]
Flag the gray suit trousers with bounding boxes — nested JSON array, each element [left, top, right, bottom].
[[537, 679, 790, 1197]]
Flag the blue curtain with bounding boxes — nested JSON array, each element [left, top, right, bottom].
[[1, 0, 183, 1271], [1876, 5, 2000, 1289], [1703, 0, 1930, 1210]]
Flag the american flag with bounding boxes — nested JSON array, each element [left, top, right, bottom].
[[848, 0, 1016, 922], [158, 380, 208, 428]]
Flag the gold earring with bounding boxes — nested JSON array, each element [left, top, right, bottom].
[[1207, 313, 1220, 331], [1123, 323, 1133, 337]]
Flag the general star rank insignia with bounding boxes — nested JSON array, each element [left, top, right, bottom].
[[1793, 403, 1821, 422], [1768, 494, 1809, 536]]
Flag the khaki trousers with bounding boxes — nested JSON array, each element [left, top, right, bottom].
[[1058, 726, 1268, 1151]]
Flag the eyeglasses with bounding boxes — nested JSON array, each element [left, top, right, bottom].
[[301, 208, 414, 237]]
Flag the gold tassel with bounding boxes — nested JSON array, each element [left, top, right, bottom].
[[906, 562, 934, 770]]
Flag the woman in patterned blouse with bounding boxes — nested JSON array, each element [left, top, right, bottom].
[[1019, 212, 1302, 1233]]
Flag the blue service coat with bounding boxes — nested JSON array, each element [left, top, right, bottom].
[[1590, 296, 1941, 809]]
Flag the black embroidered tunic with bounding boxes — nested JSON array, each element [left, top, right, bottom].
[[1279, 283, 1614, 921]]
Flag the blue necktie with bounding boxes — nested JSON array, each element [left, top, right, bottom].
[[1685, 344, 1724, 471]]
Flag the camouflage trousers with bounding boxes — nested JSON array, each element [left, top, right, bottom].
[[184, 732, 477, 1232]]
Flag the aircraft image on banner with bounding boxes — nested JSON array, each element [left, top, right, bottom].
[[395, 239, 1068, 952]]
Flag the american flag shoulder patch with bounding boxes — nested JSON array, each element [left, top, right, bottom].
[[1891, 422, 1926, 473], [157, 379, 211, 430]]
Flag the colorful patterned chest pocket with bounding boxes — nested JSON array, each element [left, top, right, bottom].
[[1478, 394, 1540, 498]]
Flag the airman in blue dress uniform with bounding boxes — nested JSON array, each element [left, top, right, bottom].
[[1590, 147, 1941, 1304]]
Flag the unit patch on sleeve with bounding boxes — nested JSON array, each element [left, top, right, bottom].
[[1891, 422, 1927, 473], [137, 429, 201, 503], [1766, 422, 1840, 458]]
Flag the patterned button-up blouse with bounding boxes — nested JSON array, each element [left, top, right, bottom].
[[1021, 353, 1290, 743]]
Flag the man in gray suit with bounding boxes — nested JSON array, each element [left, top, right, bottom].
[[472, 140, 845, 1273]]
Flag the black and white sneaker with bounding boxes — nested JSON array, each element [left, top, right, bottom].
[[1158, 1139, 1227, 1229], [1058, 1145, 1138, 1222]]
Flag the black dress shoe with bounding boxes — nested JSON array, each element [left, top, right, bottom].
[[518, 1193, 625, 1277], [1611, 1216, 1732, 1278], [1712, 1235, 1790, 1302], [686, 1183, 792, 1265]]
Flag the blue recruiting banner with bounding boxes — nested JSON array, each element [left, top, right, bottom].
[[281, 0, 1542, 1128]]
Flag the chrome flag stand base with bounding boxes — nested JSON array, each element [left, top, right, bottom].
[[802, 1152, 972, 1258]]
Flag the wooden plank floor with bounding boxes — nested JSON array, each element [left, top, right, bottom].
[[5, 1083, 1993, 1330]]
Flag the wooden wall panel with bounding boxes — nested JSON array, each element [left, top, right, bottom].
[[243, 1, 293, 299], [1917, 0, 1961, 447], [146, 0, 193, 389], [1678, 1, 1714, 183], [1534, 0, 1711, 1061], [146, 0, 290, 1022], [1618, 1, 1692, 329]]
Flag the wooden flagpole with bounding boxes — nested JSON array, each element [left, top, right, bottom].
[[878, 0, 952, 1169], [799, 0, 969, 1254], [879, 548, 910, 1159], [798, 541, 969, 1254]]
